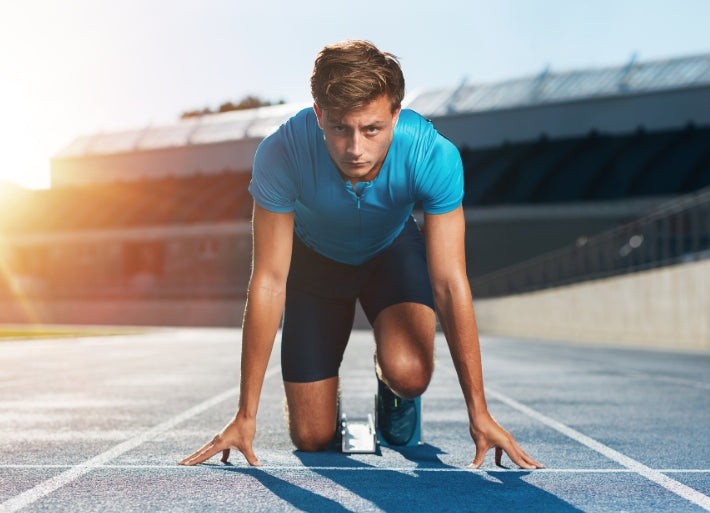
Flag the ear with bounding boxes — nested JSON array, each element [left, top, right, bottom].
[[313, 103, 324, 129], [391, 106, 401, 127]]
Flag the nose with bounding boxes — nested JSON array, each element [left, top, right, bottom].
[[346, 132, 362, 158]]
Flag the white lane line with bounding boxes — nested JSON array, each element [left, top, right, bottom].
[[487, 387, 710, 512], [0, 366, 280, 513], [1, 464, 709, 473]]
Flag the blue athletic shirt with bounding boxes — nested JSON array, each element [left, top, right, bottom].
[[248, 107, 463, 265]]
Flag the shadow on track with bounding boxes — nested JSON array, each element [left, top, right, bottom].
[[207, 444, 583, 513]]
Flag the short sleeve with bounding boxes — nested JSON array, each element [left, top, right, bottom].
[[248, 131, 299, 213], [417, 133, 464, 214]]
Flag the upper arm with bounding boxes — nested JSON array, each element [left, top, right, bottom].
[[250, 202, 294, 289], [423, 206, 468, 288]]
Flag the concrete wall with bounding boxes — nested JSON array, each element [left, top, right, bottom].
[[474, 259, 710, 352], [3, 259, 708, 354]]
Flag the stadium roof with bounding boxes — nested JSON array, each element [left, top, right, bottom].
[[405, 53, 710, 118], [55, 102, 310, 159], [55, 53, 710, 159]]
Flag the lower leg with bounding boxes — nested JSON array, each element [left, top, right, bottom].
[[283, 377, 339, 452]]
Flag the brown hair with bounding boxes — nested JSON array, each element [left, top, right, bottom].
[[310, 40, 405, 116]]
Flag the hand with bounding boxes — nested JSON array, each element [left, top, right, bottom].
[[468, 411, 543, 469], [179, 414, 262, 466]]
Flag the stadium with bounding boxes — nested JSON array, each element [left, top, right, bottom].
[[0, 52, 708, 349], [2, 34, 710, 512]]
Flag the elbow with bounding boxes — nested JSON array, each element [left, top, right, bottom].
[[431, 274, 471, 307], [247, 270, 288, 299]]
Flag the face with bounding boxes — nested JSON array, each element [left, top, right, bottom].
[[314, 95, 401, 184]]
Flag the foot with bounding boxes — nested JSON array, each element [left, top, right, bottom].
[[377, 377, 418, 445]]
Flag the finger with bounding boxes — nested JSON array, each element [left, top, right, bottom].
[[501, 441, 544, 470], [468, 441, 490, 469], [178, 435, 225, 466], [220, 449, 230, 463], [517, 447, 545, 469], [495, 447, 503, 467], [240, 444, 262, 467]]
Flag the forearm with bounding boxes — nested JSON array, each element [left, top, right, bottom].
[[237, 281, 286, 419], [434, 283, 488, 421]]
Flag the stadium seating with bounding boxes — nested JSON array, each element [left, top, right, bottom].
[[460, 125, 710, 206], [3, 124, 708, 235], [0, 171, 253, 234]]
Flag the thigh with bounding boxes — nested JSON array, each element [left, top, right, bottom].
[[281, 235, 360, 383], [281, 288, 355, 382]]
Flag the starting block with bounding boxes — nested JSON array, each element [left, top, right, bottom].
[[340, 395, 422, 453], [340, 412, 377, 453]]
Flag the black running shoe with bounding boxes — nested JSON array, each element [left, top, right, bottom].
[[377, 377, 417, 445]]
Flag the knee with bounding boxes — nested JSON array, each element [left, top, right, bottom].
[[289, 423, 335, 452], [379, 357, 433, 399], [388, 374, 431, 400]]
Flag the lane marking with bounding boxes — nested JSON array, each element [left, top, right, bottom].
[[487, 387, 710, 512], [1, 464, 709, 473], [0, 366, 280, 513]]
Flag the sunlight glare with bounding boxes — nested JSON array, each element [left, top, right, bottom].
[[0, 74, 51, 189]]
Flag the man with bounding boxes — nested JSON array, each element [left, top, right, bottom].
[[180, 40, 542, 469]]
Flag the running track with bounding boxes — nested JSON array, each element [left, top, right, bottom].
[[1, 328, 708, 512]]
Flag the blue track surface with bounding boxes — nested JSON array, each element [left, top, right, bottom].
[[1, 328, 708, 512]]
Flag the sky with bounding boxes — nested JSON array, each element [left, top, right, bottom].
[[1, 0, 709, 189]]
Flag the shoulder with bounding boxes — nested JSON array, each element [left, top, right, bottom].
[[255, 107, 320, 161], [394, 109, 455, 151], [262, 107, 318, 144], [395, 109, 434, 136], [282, 107, 320, 141], [393, 109, 458, 159], [286, 107, 319, 130]]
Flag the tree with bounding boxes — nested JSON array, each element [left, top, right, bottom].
[[181, 95, 285, 119]]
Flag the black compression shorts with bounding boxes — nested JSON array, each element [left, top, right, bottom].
[[281, 216, 435, 383]]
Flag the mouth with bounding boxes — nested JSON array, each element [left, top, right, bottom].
[[343, 161, 367, 168]]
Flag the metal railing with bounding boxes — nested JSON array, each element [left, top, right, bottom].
[[471, 186, 710, 298]]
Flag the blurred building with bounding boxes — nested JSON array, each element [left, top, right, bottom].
[[1, 53, 709, 326]]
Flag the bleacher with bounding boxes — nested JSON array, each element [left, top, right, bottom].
[[0, 171, 253, 234], [460, 124, 710, 207]]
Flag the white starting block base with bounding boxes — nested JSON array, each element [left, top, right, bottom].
[[341, 413, 377, 453]]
